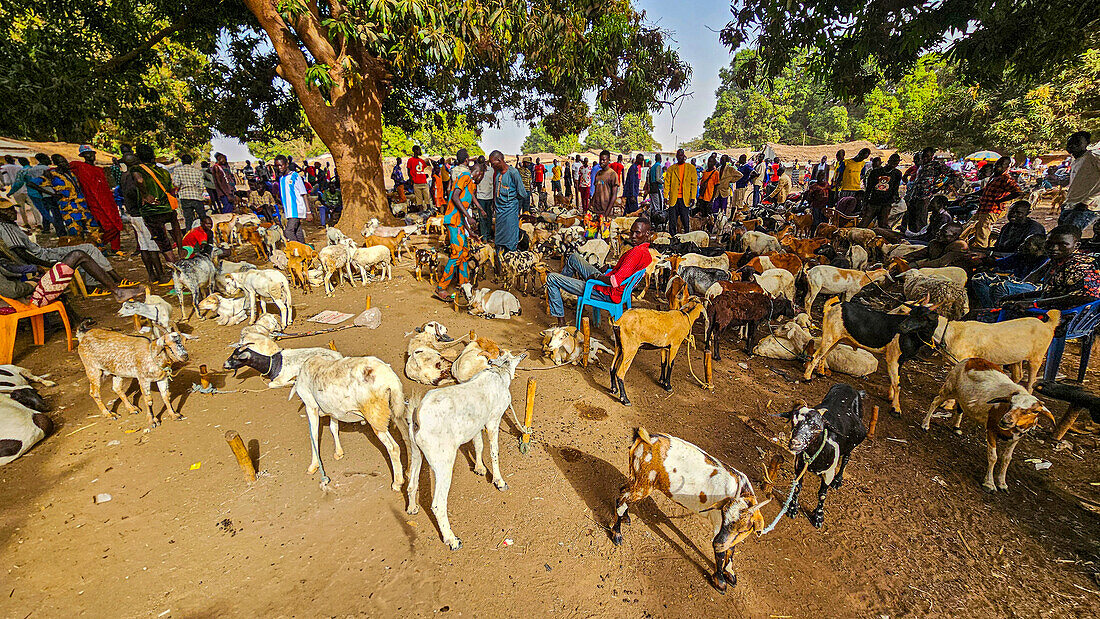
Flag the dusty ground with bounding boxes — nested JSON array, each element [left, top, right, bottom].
[[1, 214, 1098, 618]]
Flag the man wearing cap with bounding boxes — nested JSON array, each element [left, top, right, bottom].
[[70, 145, 124, 253], [434, 149, 483, 301], [488, 150, 528, 256], [0, 200, 139, 298]]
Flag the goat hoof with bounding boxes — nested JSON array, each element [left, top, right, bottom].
[[618, 395, 631, 407], [333, 450, 344, 460], [390, 481, 403, 492], [809, 510, 825, 528], [830, 478, 843, 489], [611, 531, 623, 546], [494, 481, 509, 492], [996, 482, 1008, 492], [473, 466, 487, 476], [954, 428, 963, 436], [888, 407, 901, 418], [981, 483, 996, 494], [406, 504, 420, 516], [446, 538, 463, 551], [307, 463, 320, 475], [709, 573, 731, 593]]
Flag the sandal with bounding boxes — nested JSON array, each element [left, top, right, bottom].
[[88, 288, 112, 297], [432, 290, 453, 302], [158, 280, 174, 287], [117, 279, 140, 288]]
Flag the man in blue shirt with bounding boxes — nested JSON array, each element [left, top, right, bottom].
[[647, 153, 665, 215], [623, 154, 644, 215], [489, 150, 528, 254], [735, 154, 754, 210]]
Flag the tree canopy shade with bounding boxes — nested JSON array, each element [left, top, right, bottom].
[[239, 0, 688, 230], [720, 1, 1100, 99], [583, 105, 661, 152], [521, 122, 583, 156]]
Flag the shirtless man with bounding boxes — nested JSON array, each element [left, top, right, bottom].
[[589, 150, 620, 240]]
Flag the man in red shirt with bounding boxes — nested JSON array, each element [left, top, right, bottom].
[[70, 145, 124, 252], [610, 154, 625, 182], [544, 218, 653, 327], [533, 158, 546, 209], [406, 145, 430, 210], [180, 216, 214, 255]]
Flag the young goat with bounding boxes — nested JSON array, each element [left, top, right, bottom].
[[405, 352, 526, 550], [781, 383, 867, 528], [76, 323, 191, 429], [611, 428, 771, 592], [610, 297, 706, 405], [706, 288, 797, 359], [921, 358, 1054, 492]]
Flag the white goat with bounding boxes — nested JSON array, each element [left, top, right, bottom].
[[460, 283, 521, 319], [350, 245, 393, 282], [405, 351, 526, 549], [223, 269, 293, 327], [197, 293, 248, 326]]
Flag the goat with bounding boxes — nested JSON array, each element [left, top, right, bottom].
[[350, 245, 393, 282], [224, 337, 340, 388], [405, 347, 453, 386], [404, 352, 526, 549], [169, 253, 217, 320], [197, 293, 248, 326], [540, 326, 612, 365], [214, 259, 257, 294], [223, 269, 293, 328], [754, 268, 796, 301], [746, 253, 803, 277], [0, 392, 54, 466], [326, 226, 350, 246], [237, 224, 268, 260], [118, 294, 173, 335], [610, 298, 706, 405], [576, 239, 611, 267], [500, 250, 542, 295], [781, 236, 830, 259], [706, 288, 798, 359], [928, 311, 1060, 392], [284, 242, 315, 292], [675, 230, 710, 247], [739, 230, 782, 254], [804, 265, 890, 311], [76, 324, 190, 428], [261, 224, 285, 256], [318, 244, 355, 295], [804, 298, 940, 416], [459, 283, 521, 319], [921, 358, 1055, 491], [611, 428, 771, 592], [789, 210, 814, 237], [753, 323, 879, 376], [451, 338, 502, 382], [887, 259, 968, 288], [291, 355, 407, 489], [361, 230, 408, 262], [781, 384, 868, 528], [673, 265, 730, 301], [0, 364, 55, 413], [900, 272, 968, 320]]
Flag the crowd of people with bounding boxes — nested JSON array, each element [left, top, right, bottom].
[[0, 142, 345, 317]]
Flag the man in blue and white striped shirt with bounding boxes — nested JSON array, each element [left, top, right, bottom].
[[275, 154, 308, 243]]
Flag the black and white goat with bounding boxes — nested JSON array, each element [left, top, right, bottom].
[[781, 384, 867, 528]]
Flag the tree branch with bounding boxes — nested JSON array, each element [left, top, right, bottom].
[[95, 14, 195, 75]]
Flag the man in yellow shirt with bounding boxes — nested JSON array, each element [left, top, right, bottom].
[[551, 159, 563, 197], [836, 147, 871, 215], [663, 148, 697, 234]]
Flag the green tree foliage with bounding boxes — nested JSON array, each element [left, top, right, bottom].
[[719, 1, 1100, 99], [253, 114, 485, 160], [522, 122, 583, 155], [583, 105, 661, 152], [893, 51, 1100, 155], [247, 132, 329, 162]]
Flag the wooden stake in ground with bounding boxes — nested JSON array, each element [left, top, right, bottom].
[[520, 378, 536, 454], [328, 339, 338, 352], [199, 364, 210, 390], [365, 295, 371, 311], [581, 317, 591, 368], [704, 354, 713, 387], [868, 405, 880, 438], [543, 288, 550, 316], [224, 430, 256, 482], [469, 329, 476, 342]]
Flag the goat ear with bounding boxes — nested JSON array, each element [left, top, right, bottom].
[[986, 396, 1013, 406], [778, 407, 795, 420]]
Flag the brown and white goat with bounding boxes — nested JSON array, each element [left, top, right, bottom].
[[611, 428, 770, 592], [921, 358, 1055, 492], [76, 324, 191, 428], [929, 311, 1059, 392]]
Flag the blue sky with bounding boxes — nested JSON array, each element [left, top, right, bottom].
[[212, 1, 733, 159]]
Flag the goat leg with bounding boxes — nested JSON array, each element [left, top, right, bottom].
[[156, 378, 181, 421], [809, 477, 829, 528], [830, 454, 851, 489], [470, 429, 487, 476], [611, 485, 637, 545], [617, 376, 631, 406], [786, 475, 803, 519], [138, 381, 158, 429], [710, 510, 738, 593]]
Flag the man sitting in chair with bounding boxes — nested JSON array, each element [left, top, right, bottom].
[[544, 218, 653, 327]]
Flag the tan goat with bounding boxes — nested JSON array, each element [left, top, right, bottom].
[[610, 297, 706, 406]]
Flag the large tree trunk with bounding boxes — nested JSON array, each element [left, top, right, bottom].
[[242, 0, 395, 236], [305, 83, 391, 235]]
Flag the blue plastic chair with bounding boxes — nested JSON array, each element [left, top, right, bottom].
[[575, 269, 647, 330], [998, 299, 1100, 382]]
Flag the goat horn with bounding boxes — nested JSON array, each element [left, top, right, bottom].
[[747, 498, 772, 515]]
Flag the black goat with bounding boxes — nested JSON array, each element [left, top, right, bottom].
[[706, 287, 798, 358], [803, 298, 940, 416], [781, 383, 867, 528]]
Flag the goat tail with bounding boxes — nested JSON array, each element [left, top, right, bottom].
[[404, 391, 424, 449]]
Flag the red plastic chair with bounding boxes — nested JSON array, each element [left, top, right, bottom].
[[0, 294, 72, 364]]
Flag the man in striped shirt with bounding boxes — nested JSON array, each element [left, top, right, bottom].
[[275, 154, 308, 243], [170, 154, 208, 229]]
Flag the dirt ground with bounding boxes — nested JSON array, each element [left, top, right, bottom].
[[1, 216, 1099, 618]]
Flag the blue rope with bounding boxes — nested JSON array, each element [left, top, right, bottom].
[[759, 432, 828, 536]]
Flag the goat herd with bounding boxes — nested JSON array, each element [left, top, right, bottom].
[[5, 201, 1088, 596]]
